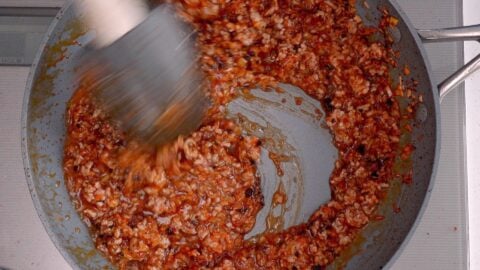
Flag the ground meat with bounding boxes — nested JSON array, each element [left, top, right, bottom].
[[64, 0, 417, 269], [65, 88, 263, 268]]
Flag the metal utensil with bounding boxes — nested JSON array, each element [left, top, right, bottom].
[[76, 0, 208, 145]]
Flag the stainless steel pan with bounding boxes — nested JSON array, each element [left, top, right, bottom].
[[21, 0, 480, 269]]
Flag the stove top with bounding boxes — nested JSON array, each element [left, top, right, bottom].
[[0, 0, 470, 269]]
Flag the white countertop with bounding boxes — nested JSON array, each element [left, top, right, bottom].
[[464, 0, 480, 269], [0, 0, 476, 269]]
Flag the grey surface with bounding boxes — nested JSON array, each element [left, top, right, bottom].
[[0, 9, 56, 65], [228, 84, 337, 238], [0, 0, 468, 269], [0, 0, 64, 8]]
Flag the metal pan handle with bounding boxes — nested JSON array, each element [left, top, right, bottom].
[[417, 25, 480, 101]]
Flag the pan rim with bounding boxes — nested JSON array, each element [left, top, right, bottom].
[[20, 1, 84, 270], [381, 0, 442, 268], [20, 1, 443, 269]]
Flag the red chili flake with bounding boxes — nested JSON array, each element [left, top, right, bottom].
[[401, 144, 415, 160], [403, 65, 411, 76], [393, 203, 401, 213], [402, 171, 413, 185], [389, 17, 399, 26], [295, 97, 303, 106]]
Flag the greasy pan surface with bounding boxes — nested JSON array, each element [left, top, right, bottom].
[[22, 0, 439, 269]]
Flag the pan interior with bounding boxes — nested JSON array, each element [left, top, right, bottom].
[[324, 1, 439, 269], [23, 0, 438, 269], [227, 84, 337, 238]]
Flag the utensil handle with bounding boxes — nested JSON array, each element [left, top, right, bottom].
[[418, 25, 480, 42], [75, 0, 148, 48], [417, 25, 480, 100], [438, 54, 480, 100]]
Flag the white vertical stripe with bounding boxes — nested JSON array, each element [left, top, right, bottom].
[[464, 0, 480, 269]]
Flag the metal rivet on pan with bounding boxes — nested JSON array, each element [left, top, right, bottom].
[[415, 103, 428, 123], [389, 27, 402, 43]]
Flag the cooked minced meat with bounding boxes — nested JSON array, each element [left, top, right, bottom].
[[64, 0, 417, 269]]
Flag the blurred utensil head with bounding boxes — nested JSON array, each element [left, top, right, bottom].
[[79, 4, 209, 146]]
